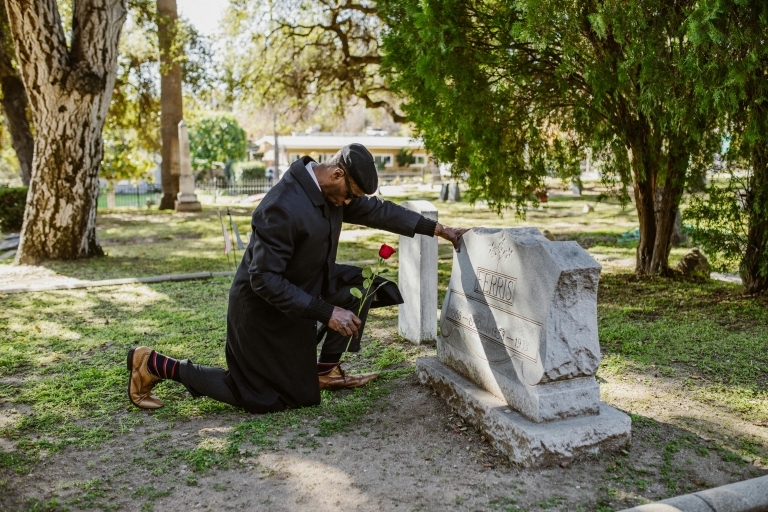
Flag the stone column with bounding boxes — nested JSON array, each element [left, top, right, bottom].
[[175, 120, 202, 212], [398, 200, 438, 344]]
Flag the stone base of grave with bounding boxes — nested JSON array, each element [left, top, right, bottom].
[[175, 199, 202, 212], [416, 356, 631, 468]]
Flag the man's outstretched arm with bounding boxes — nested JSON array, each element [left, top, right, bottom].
[[343, 196, 468, 251]]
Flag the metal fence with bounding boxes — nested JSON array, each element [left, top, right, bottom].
[[195, 179, 273, 196], [98, 185, 162, 209]]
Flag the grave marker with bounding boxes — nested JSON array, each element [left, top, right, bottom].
[[398, 201, 438, 344], [417, 227, 631, 466], [175, 120, 202, 212]]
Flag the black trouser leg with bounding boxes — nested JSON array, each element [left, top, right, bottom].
[[178, 359, 241, 407], [318, 284, 376, 356]]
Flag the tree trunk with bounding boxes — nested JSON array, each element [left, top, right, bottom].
[[629, 126, 686, 276], [650, 145, 688, 273], [741, 142, 768, 293], [629, 126, 658, 275], [0, 2, 33, 186], [157, 0, 183, 210], [5, 0, 126, 264]]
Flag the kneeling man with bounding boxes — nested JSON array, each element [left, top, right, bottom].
[[128, 144, 466, 413]]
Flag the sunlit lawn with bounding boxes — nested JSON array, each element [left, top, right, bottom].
[[0, 182, 765, 509], [1, 183, 698, 280]]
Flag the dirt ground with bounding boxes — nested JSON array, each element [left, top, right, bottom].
[[2, 368, 765, 512]]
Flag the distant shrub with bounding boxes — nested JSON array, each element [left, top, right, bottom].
[[0, 187, 27, 232], [238, 163, 266, 180]]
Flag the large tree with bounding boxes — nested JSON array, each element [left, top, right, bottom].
[[157, 0, 182, 209], [684, 0, 768, 293], [381, 0, 716, 275], [222, 0, 404, 122], [0, 1, 33, 186], [6, 0, 126, 263]]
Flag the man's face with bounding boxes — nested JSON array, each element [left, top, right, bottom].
[[323, 168, 366, 207]]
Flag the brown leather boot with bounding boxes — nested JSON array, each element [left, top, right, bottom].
[[319, 365, 379, 391], [127, 346, 164, 409]]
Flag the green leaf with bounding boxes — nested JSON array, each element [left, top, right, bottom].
[[379, 268, 388, 273], [362, 268, 373, 279], [363, 279, 371, 289], [349, 288, 363, 299]]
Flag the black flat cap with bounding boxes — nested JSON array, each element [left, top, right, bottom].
[[340, 143, 378, 194]]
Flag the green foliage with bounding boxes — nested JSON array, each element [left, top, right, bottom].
[[0, 186, 27, 232], [379, 0, 717, 275], [685, 0, 768, 292], [106, 2, 214, 160], [187, 113, 247, 170], [0, 117, 21, 183], [395, 148, 416, 167], [100, 129, 156, 184], [684, 180, 747, 273], [236, 162, 266, 180]]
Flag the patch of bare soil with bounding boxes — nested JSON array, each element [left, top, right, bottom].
[[1, 372, 765, 511], [0, 265, 82, 289]]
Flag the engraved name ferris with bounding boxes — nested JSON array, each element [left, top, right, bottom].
[[443, 266, 540, 364]]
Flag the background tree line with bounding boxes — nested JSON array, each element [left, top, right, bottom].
[[0, 0, 765, 294]]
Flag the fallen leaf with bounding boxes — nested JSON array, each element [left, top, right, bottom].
[[34, 326, 41, 332]]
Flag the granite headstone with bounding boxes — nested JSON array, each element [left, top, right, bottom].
[[417, 227, 631, 466]]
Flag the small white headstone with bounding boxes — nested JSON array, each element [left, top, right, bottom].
[[398, 201, 438, 344], [570, 183, 582, 196], [447, 183, 462, 202]]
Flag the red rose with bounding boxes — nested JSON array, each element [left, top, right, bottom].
[[378, 244, 396, 259]]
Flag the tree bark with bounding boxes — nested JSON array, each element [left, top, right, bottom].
[[0, 2, 33, 186], [157, 0, 182, 210], [6, 0, 126, 264], [628, 122, 687, 276], [628, 123, 658, 275], [741, 142, 768, 293]]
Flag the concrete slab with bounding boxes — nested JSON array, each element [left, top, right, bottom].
[[416, 356, 631, 467], [618, 474, 768, 512]]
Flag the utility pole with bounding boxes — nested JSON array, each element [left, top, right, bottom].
[[273, 112, 279, 180]]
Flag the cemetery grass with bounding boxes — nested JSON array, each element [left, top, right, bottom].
[[0, 272, 765, 511], [0, 187, 765, 510]]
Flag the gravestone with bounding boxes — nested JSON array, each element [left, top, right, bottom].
[[447, 182, 462, 202], [417, 227, 631, 467], [398, 201, 438, 344], [439, 183, 449, 201], [570, 182, 582, 196], [175, 120, 203, 212]]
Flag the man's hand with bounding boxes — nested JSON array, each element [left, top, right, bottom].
[[328, 306, 362, 338], [435, 223, 470, 252]]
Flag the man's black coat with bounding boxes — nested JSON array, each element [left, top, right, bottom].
[[224, 157, 428, 413]]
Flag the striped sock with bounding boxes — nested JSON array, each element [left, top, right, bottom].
[[146, 351, 181, 382]]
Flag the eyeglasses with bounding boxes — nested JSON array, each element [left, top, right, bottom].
[[342, 169, 363, 201]]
